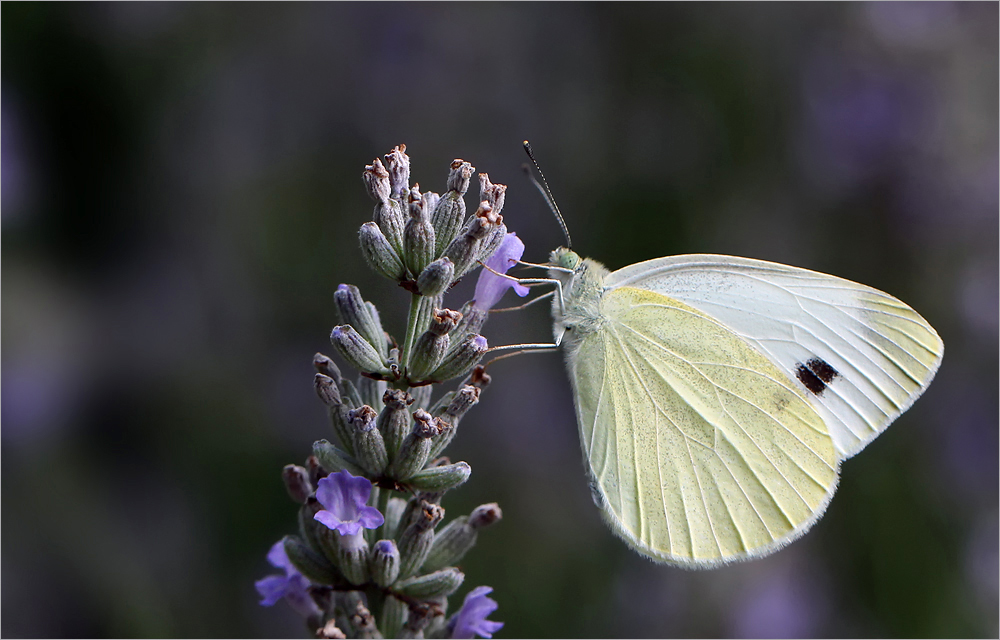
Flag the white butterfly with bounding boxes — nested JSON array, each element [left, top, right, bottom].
[[505, 143, 944, 567], [544, 249, 942, 567]]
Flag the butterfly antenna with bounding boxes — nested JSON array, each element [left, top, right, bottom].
[[522, 140, 572, 249]]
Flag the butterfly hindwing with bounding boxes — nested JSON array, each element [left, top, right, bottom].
[[568, 285, 839, 566], [604, 255, 944, 460]]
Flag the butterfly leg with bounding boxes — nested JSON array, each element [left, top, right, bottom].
[[478, 260, 567, 318], [482, 341, 561, 369], [490, 290, 555, 313]]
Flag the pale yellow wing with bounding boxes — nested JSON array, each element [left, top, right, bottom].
[[568, 286, 839, 566], [606, 254, 944, 460]]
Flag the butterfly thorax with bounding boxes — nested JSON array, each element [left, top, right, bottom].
[[548, 248, 610, 349]]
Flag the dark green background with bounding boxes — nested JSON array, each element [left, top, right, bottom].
[[3, 3, 997, 638]]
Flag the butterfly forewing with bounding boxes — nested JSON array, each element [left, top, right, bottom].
[[569, 286, 839, 566], [604, 255, 944, 460]]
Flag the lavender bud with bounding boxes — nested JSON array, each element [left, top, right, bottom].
[[466, 364, 491, 389], [314, 523, 341, 568], [330, 325, 386, 376], [378, 389, 413, 459], [332, 405, 356, 455], [421, 190, 440, 224], [369, 539, 401, 587], [403, 185, 436, 276], [306, 455, 328, 486], [363, 157, 391, 203], [430, 308, 462, 336], [416, 257, 455, 297], [401, 601, 438, 638], [441, 508, 499, 574], [299, 500, 324, 553], [478, 173, 507, 216], [477, 221, 508, 265], [429, 384, 480, 457], [349, 405, 388, 476], [282, 464, 313, 504], [315, 373, 342, 406], [338, 536, 370, 586], [359, 222, 407, 281], [388, 410, 441, 480], [379, 596, 408, 640], [428, 334, 488, 382], [313, 439, 365, 476], [382, 496, 408, 541], [397, 501, 445, 579], [384, 144, 410, 200], [469, 502, 503, 529], [333, 592, 362, 636], [315, 375, 354, 454], [431, 160, 474, 254], [394, 567, 465, 600], [448, 159, 474, 193], [313, 352, 343, 384], [421, 503, 501, 573], [334, 285, 387, 360], [421, 517, 473, 573], [444, 202, 502, 278], [282, 535, 343, 585], [316, 620, 348, 640], [349, 600, 378, 638], [422, 604, 447, 640], [407, 333, 449, 383], [407, 461, 471, 493], [448, 384, 481, 419], [375, 199, 406, 257]]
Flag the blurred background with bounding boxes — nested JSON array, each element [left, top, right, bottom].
[[2, 3, 997, 638]]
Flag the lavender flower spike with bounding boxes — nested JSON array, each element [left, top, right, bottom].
[[314, 469, 385, 540], [473, 232, 529, 311], [255, 540, 321, 618], [449, 586, 504, 639]]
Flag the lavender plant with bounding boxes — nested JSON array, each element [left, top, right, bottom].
[[257, 145, 518, 639]]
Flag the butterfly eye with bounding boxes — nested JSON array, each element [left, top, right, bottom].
[[559, 251, 581, 270]]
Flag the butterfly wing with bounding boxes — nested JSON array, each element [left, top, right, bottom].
[[604, 255, 944, 460], [568, 285, 838, 566]]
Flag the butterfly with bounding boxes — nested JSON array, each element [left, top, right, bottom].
[[517, 144, 944, 568], [545, 249, 942, 567]]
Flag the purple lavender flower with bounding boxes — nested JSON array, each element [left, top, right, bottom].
[[313, 469, 384, 543], [473, 233, 529, 311], [450, 586, 504, 639], [255, 540, 321, 618]]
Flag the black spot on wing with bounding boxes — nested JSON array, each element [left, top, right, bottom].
[[806, 357, 839, 384], [795, 357, 840, 395], [796, 363, 827, 395]]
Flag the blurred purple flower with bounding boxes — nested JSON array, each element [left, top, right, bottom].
[[728, 564, 828, 638], [450, 586, 504, 639], [473, 233, 529, 311], [800, 53, 928, 187], [313, 469, 384, 538], [255, 540, 321, 618]]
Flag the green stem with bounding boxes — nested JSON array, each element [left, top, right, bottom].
[[400, 293, 442, 370], [400, 293, 422, 369]]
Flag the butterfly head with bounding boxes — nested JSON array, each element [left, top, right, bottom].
[[549, 246, 581, 271]]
